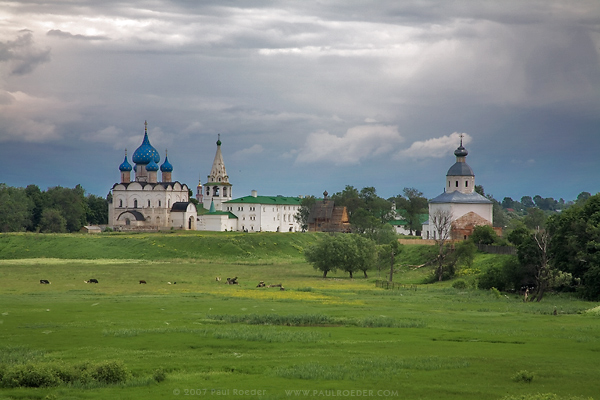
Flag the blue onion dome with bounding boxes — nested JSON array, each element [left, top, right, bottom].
[[160, 151, 173, 172], [119, 151, 132, 171], [132, 122, 160, 164], [146, 158, 159, 172]]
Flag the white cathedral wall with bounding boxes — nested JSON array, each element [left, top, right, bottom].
[[110, 185, 191, 229]]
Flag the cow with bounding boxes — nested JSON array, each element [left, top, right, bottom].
[[226, 277, 238, 285], [268, 284, 282, 288], [139, 280, 147, 284], [85, 279, 99, 284], [40, 279, 50, 284], [256, 281, 266, 288], [215, 277, 221, 282]]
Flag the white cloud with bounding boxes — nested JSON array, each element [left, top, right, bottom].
[[233, 144, 264, 158], [396, 132, 471, 160], [295, 125, 404, 165]]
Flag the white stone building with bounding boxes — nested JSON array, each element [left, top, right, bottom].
[[195, 138, 302, 232], [108, 122, 197, 231], [423, 138, 493, 240], [224, 191, 302, 232]]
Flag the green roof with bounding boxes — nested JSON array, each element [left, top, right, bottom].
[[207, 211, 238, 219], [196, 203, 237, 218], [226, 195, 301, 205]]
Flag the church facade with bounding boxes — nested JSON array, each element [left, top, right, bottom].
[[423, 138, 494, 240], [108, 122, 197, 231]]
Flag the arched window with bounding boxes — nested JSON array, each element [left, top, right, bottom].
[[465, 181, 468, 187], [125, 218, 131, 226], [455, 181, 458, 188], [206, 187, 210, 196], [119, 199, 123, 207], [134, 199, 138, 208], [213, 186, 219, 196], [148, 200, 151, 207], [159, 200, 162, 207], [223, 187, 227, 197]]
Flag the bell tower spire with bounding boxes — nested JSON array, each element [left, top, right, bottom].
[[203, 135, 232, 211]]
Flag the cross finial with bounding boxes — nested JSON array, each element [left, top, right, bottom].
[[125, 148, 127, 156], [459, 133, 464, 147], [144, 120, 148, 133]]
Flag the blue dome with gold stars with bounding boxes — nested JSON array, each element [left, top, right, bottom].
[[146, 158, 159, 172], [119, 156, 133, 172], [132, 122, 160, 165], [160, 155, 173, 172], [119, 153, 132, 172]]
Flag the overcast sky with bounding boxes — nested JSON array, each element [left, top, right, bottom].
[[1, 1, 599, 203]]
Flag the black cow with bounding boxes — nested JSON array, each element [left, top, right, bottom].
[[40, 279, 50, 284], [139, 280, 147, 284], [86, 279, 99, 284]]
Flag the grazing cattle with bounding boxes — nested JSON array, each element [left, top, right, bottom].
[[40, 279, 50, 284], [139, 280, 147, 284], [256, 281, 266, 288], [226, 277, 238, 285], [215, 277, 221, 282], [268, 283, 282, 288], [280, 286, 285, 291], [85, 279, 99, 284]]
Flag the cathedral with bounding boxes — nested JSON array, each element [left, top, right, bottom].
[[108, 122, 197, 231], [423, 137, 495, 240], [108, 123, 302, 232]]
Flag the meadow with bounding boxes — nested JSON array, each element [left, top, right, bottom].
[[0, 232, 598, 400]]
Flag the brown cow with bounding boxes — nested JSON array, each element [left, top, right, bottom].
[[139, 280, 147, 284]]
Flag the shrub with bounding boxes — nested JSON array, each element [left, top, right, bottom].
[[490, 287, 502, 298], [153, 368, 166, 382], [452, 279, 468, 290], [92, 361, 131, 384], [1, 363, 60, 388], [470, 225, 498, 245], [512, 369, 534, 383]]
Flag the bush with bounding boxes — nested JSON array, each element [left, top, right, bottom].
[[470, 225, 498, 245], [490, 287, 502, 298], [153, 368, 166, 382], [512, 369, 534, 383], [92, 360, 131, 384], [452, 279, 468, 290], [1, 363, 60, 388]]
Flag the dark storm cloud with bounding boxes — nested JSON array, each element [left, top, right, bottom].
[[0, 30, 50, 75], [0, 0, 599, 200]]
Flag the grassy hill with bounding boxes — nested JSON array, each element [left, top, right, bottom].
[[0, 231, 320, 263]]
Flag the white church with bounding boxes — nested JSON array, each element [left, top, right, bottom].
[[108, 123, 302, 232], [422, 137, 496, 240]]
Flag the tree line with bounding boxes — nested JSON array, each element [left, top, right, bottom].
[[0, 183, 108, 233], [296, 185, 429, 239]]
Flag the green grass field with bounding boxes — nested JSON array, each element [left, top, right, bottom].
[[0, 232, 598, 400]]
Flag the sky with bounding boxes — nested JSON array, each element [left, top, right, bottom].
[[1, 1, 599, 203]]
